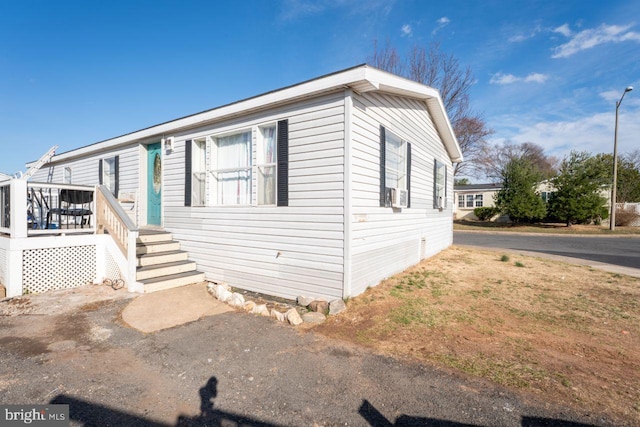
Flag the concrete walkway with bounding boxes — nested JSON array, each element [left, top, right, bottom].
[[121, 283, 233, 333]]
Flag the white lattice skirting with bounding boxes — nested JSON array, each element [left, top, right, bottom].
[[22, 245, 96, 294]]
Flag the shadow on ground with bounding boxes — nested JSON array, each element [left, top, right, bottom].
[[49, 376, 601, 427]]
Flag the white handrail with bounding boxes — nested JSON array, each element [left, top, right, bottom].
[[95, 185, 138, 291]]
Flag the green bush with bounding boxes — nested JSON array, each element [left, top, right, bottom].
[[474, 207, 500, 221]]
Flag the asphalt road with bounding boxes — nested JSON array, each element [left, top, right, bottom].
[[454, 231, 640, 272], [0, 288, 621, 427]]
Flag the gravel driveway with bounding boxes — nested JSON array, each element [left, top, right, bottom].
[[0, 285, 617, 427]]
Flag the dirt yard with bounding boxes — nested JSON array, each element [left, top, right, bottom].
[[313, 246, 640, 424]]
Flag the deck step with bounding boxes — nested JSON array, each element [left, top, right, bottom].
[[136, 260, 197, 281], [139, 271, 206, 293], [137, 230, 173, 244], [137, 250, 189, 267], [136, 240, 181, 255]]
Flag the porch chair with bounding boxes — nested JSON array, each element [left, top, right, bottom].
[[46, 189, 94, 229]]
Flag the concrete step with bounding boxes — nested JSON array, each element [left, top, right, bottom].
[[136, 260, 197, 281], [136, 240, 181, 255], [137, 230, 173, 245], [140, 271, 206, 293], [137, 250, 189, 267]]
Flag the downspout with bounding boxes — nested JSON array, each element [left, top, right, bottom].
[[343, 89, 353, 298]]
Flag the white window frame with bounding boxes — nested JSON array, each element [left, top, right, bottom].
[[466, 194, 474, 208], [385, 130, 408, 191], [475, 194, 483, 207], [257, 124, 277, 206], [208, 129, 253, 206], [63, 167, 72, 184], [434, 160, 447, 209], [458, 195, 464, 208], [102, 157, 117, 195], [191, 139, 207, 207]]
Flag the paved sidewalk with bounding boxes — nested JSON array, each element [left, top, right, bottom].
[[121, 283, 233, 333]]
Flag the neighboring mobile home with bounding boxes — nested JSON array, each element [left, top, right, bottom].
[[453, 183, 502, 220], [29, 65, 462, 300]]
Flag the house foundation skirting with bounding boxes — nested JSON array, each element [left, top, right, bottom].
[[0, 234, 127, 298]]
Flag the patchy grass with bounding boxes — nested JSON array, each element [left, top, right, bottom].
[[313, 247, 640, 424], [454, 220, 640, 235]]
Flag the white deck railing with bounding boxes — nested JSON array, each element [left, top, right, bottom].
[[0, 179, 141, 296], [0, 179, 97, 238]]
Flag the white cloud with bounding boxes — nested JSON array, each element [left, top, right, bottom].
[[490, 73, 519, 85], [494, 107, 640, 160], [280, 0, 395, 21], [432, 16, 450, 35], [490, 72, 549, 85], [508, 25, 542, 43], [401, 24, 412, 37], [599, 88, 639, 106], [552, 23, 640, 58], [523, 73, 549, 83], [552, 23, 572, 37]]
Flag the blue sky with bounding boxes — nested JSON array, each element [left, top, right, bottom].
[[1, 0, 639, 177]]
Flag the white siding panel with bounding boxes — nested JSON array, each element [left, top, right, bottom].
[[350, 91, 454, 296], [163, 92, 346, 300]]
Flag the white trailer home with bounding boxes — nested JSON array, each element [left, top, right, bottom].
[[26, 65, 462, 300]]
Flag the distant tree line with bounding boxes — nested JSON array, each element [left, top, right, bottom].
[[491, 145, 640, 226]]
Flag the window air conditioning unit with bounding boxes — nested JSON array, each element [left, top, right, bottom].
[[391, 188, 408, 208]]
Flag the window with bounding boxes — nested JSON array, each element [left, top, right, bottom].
[[184, 120, 288, 208], [434, 160, 447, 209], [99, 156, 119, 197], [459, 193, 483, 208], [210, 131, 252, 205], [191, 139, 207, 206], [466, 194, 474, 208], [385, 131, 407, 190], [379, 126, 411, 208], [257, 125, 277, 205], [63, 167, 72, 184]]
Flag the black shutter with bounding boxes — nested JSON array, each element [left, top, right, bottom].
[[444, 164, 448, 208], [98, 160, 103, 185], [379, 125, 386, 207], [433, 159, 438, 209], [406, 142, 411, 208], [185, 140, 192, 207], [114, 155, 119, 198], [277, 119, 289, 206]]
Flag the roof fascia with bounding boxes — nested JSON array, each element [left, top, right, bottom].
[[40, 65, 463, 165]]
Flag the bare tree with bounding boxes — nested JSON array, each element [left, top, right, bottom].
[[623, 149, 640, 170], [370, 40, 493, 176], [477, 140, 558, 181]]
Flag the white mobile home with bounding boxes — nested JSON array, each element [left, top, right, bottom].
[[29, 65, 462, 300]]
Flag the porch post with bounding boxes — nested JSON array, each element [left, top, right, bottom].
[[6, 248, 23, 297], [10, 179, 27, 239]]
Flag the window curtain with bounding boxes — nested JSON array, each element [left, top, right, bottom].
[[259, 126, 276, 205], [215, 132, 251, 205]]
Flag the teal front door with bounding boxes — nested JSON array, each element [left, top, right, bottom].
[[147, 143, 162, 226]]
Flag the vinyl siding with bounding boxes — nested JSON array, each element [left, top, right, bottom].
[[164, 92, 345, 300], [350, 91, 454, 295]]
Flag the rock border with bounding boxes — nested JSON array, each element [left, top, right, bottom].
[[206, 282, 346, 326]]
